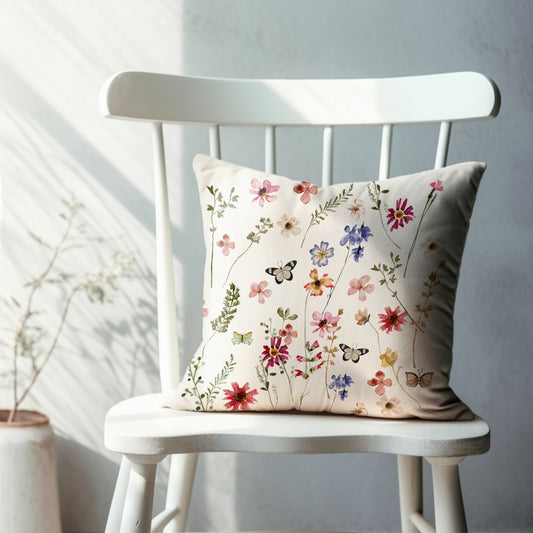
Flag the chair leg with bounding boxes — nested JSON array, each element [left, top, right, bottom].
[[427, 456, 467, 533], [120, 455, 164, 533], [163, 453, 199, 533], [397, 455, 423, 533], [105, 456, 132, 533]]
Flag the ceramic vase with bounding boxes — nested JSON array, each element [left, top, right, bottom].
[[0, 410, 62, 533]]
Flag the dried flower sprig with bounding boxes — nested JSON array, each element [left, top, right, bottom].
[[1, 198, 133, 423]]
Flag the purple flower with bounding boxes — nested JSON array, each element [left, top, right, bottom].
[[329, 373, 354, 401], [351, 245, 365, 262], [340, 225, 362, 247], [357, 224, 373, 242], [309, 241, 335, 267]]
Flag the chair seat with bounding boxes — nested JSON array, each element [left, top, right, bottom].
[[105, 393, 489, 458]]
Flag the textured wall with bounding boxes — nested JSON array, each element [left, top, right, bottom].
[[0, 1, 531, 532]]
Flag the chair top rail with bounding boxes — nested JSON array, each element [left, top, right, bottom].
[[100, 71, 500, 127]]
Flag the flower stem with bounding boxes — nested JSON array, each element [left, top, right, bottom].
[[222, 241, 253, 288], [403, 192, 436, 278], [322, 247, 349, 314]]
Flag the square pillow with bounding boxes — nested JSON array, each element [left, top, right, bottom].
[[165, 154, 485, 420]]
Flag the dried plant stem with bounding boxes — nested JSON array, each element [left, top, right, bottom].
[[8, 213, 75, 424], [8, 287, 79, 423]]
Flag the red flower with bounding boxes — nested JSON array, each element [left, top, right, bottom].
[[386, 198, 415, 231], [367, 371, 392, 396], [430, 179, 444, 192], [378, 306, 408, 333], [222, 382, 259, 410], [293, 181, 318, 204], [280, 323, 298, 345], [262, 336, 290, 368]]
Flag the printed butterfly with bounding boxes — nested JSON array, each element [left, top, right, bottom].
[[231, 331, 253, 345], [405, 370, 433, 388], [265, 260, 297, 284], [339, 343, 369, 363]]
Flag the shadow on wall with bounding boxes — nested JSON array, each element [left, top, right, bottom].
[[56, 436, 118, 530]]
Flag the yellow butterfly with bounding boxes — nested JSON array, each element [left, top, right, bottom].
[[232, 331, 253, 345]]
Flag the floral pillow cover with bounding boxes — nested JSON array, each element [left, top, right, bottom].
[[165, 154, 485, 420]]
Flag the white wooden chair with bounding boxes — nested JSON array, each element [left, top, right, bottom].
[[100, 71, 500, 533]]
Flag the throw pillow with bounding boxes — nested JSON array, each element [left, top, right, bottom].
[[165, 154, 485, 419]]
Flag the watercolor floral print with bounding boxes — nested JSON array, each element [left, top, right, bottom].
[[167, 155, 486, 421]]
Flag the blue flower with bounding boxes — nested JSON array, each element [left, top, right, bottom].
[[351, 246, 365, 262], [309, 241, 335, 267], [343, 374, 354, 387], [340, 225, 362, 247], [329, 374, 353, 401], [329, 374, 343, 389], [357, 224, 373, 242]]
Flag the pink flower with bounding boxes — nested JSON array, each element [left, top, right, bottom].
[[310, 310, 340, 338], [202, 299, 208, 318], [378, 306, 408, 334], [277, 214, 301, 237], [280, 323, 298, 345], [386, 198, 415, 231], [262, 336, 290, 368], [367, 370, 392, 396], [293, 181, 318, 204], [249, 281, 272, 304], [249, 178, 280, 207], [216, 234, 235, 256], [430, 180, 444, 192], [347, 275, 374, 301], [222, 382, 259, 411], [377, 396, 403, 416]]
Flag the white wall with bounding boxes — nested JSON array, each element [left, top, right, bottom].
[[0, 1, 531, 532]]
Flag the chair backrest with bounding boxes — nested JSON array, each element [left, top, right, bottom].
[[100, 71, 500, 392]]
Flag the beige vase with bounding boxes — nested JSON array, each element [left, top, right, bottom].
[[0, 410, 62, 533]]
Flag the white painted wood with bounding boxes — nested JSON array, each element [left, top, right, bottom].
[[105, 394, 490, 457], [105, 456, 132, 533], [397, 455, 423, 533], [265, 126, 276, 173], [151, 506, 179, 532], [410, 512, 436, 533], [208, 125, 220, 159], [101, 70, 501, 533], [379, 124, 393, 180], [427, 457, 467, 533], [101, 71, 500, 126], [120, 460, 160, 533], [152, 123, 180, 391], [434, 121, 452, 169], [321, 126, 334, 186], [162, 453, 198, 532]]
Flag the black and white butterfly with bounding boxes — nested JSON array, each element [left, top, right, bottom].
[[265, 260, 297, 284], [339, 343, 369, 363]]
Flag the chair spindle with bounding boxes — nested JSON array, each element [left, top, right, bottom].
[[434, 121, 452, 169], [379, 124, 393, 181], [322, 126, 334, 187], [265, 126, 276, 174], [152, 123, 180, 391], [209, 125, 221, 159]]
